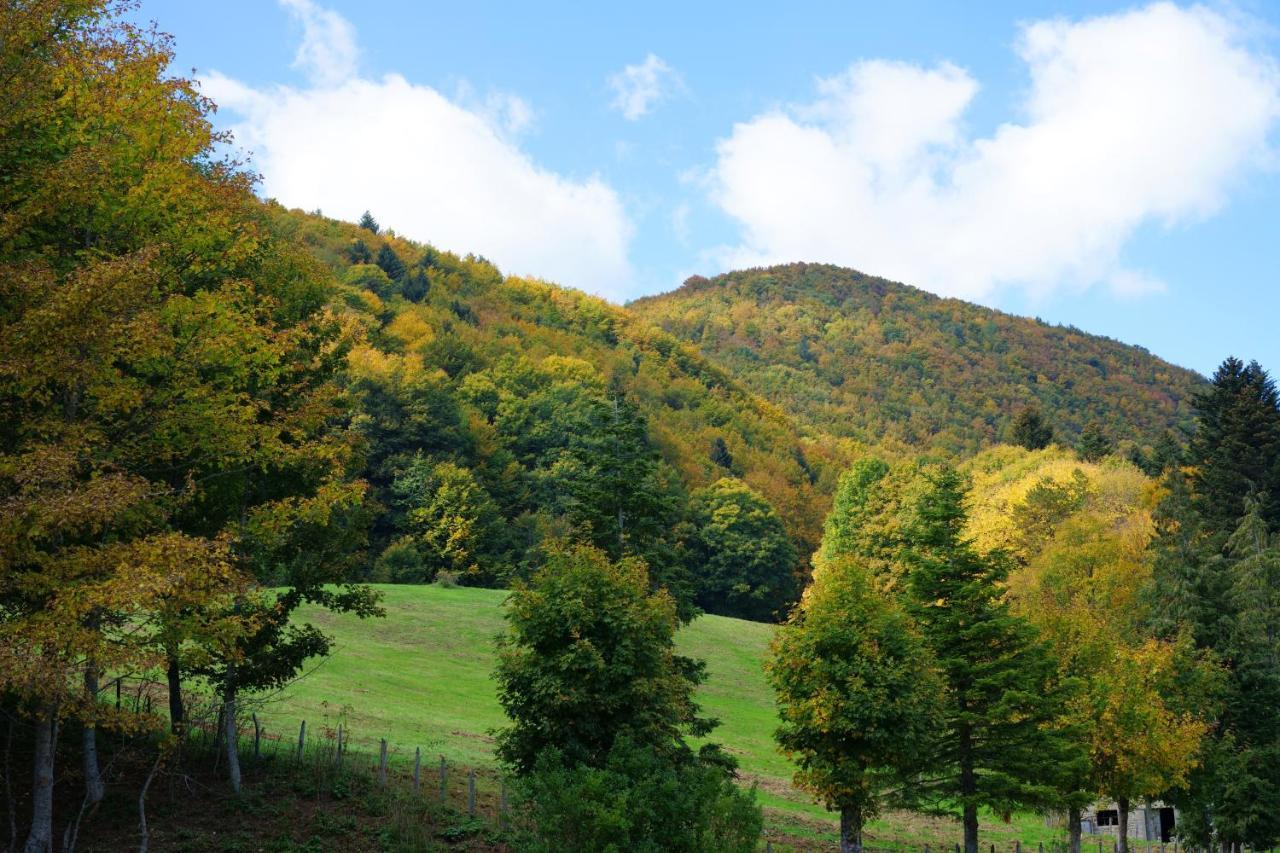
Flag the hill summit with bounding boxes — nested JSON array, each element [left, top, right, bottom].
[[631, 263, 1204, 454]]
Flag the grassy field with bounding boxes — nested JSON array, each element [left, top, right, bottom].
[[263, 584, 1088, 850]]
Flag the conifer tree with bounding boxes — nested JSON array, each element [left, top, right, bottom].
[[1010, 406, 1054, 450], [358, 210, 380, 233], [376, 243, 406, 281], [1076, 422, 1112, 462], [710, 436, 734, 470], [904, 468, 1083, 853], [1186, 357, 1280, 531]]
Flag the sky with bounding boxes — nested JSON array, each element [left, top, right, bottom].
[[137, 0, 1280, 376]]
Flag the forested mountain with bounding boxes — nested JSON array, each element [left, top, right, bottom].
[[269, 208, 846, 612], [630, 264, 1205, 454]]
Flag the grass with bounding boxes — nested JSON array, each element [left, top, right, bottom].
[[261, 584, 1122, 851]]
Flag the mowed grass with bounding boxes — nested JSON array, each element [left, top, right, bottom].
[[269, 584, 1075, 850]]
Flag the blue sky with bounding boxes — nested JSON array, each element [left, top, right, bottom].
[[140, 0, 1280, 376]]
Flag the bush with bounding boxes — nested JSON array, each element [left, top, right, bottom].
[[372, 539, 429, 583], [512, 737, 762, 853]]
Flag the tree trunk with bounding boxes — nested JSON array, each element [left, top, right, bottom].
[[22, 706, 56, 853], [222, 681, 241, 794], [1069, 804, 1083, 853], [166, 650, 184, 735], [1117, 797, 1130, 853], [840, 806, 863, 853], [82, 663, 105, 806], [963, 803, 980, 853]]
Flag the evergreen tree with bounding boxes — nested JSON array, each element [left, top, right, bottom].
[[768, 555, 942, 853], [1010, 406, 1054, 450], [346, 237, 372, 264], [904, 468, 1083, 853], [401, 267, 429, 302], [710, 436, 734, 470], [1186, 358, 1280, 531], [1076, 422, 1112, 462], [358, 210, 379, 233], [375, 243, 406, 281]]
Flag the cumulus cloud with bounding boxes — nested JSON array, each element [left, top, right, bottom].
[[707, 3, 1280, 301], [609, 54, 683, 120], [204, 1, 633, 298]]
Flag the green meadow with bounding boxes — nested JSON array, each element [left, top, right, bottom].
[[267, 584, 1095, 850]]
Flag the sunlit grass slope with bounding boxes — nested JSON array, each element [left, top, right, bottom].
[[273, 584, 1076, 849]]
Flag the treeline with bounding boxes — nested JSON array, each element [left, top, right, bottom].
[[767, 358, 1280, 853]]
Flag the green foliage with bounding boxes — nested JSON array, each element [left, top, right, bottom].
[[513, 736, 762, 853], [632, 264, 1202, 454], [768, 554, 942, 844], [376, 243, 406, 281], [1187, 357, 1280, 531], [686, 478, 798, 621], [343, 262, 394, 297], [1011, 407, 1054, 450], [1076, 421, 1112, 462], [358, 210, 379, 233], [392, 457, 503, 584], [494, 543, 713, 774], [903, 468, 1084, 851]]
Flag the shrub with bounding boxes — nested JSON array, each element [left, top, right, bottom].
[[512, 737, 762, 853]]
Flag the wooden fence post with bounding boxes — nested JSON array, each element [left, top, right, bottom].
[[297, 720, 306, 760], [413, 747, 421, 793], [468, 768, 476, 816], [251, 713, 261, 761], [378, 739, 388, 786], [439, 756, 448, 802]]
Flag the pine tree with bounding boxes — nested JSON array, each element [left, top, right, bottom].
[[904, 468, 1083, 853], [346, 237, 372, 264], [401, 267, 429, 302], [375, 243, 406, 281], [1010, 406, 1054, 450], [1186, 357, 1280, 532], [1076, 422, 1112, 462], [710, 436, 734, 469], [358, 210, 379, 233]]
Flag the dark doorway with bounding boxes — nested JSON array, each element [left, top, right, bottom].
[[1158, 807, 1176, 843]]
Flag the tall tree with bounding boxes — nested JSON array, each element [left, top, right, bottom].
[[358, 210, 380, 233], [1186, 357, 1280, 532], [904, 468, 1083, 853], [768, 554, 942, 853], [375, 243, 406, 281]]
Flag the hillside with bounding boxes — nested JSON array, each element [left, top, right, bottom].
[[271, 207, 845, 576], [268, 584, 1072, 850], [630, 264, 1205, 454]]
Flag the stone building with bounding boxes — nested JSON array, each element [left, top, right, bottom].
[[1080, 802, 1177, 844]]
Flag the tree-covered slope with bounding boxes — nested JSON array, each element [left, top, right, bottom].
[[630, 264, 1205, 454], [270, 208, 847, 587]]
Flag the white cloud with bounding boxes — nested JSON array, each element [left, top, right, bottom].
[[204, 2, 633, 298], [279, 0, 358, 87], [707, 3, 1280, 301], [609, 54, 683, 120]]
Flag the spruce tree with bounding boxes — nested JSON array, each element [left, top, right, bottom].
[[358, 209, 379, 233], [1186, 357, 1280, 531], [1010, 406, 1054, 450], [710, 436, 734, 469], [1076, 421, 1111, 462], [904, 468, 1083, 853], [375, 243, 406, 281], [401, 267, 429, 302]]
